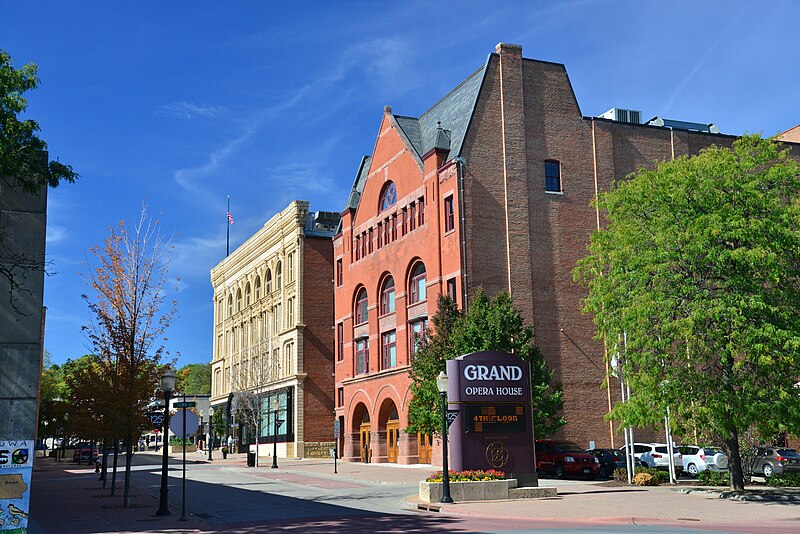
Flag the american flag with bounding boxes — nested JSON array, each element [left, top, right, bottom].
[[227, 211, 234, 225]]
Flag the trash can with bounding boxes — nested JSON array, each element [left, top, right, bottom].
[[247, 451, 256, 467]]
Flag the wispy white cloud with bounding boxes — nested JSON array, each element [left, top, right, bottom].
[[46, 224, 68, 245], [159, 101, 226, 120], [172, 37, 415, 197], [170, 234, 228, 281], [662, 4, 749, 113]]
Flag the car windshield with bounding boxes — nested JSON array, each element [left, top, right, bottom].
[[776, 449, 800, 457], [655, 446, 669, 453], [556, 443, 584, 453]]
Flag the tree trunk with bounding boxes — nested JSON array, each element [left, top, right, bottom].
[[722, 425, 745, 491], [100, 437, 109, 484], [123, 429, 133, 507], [110, 439, 119, 495]]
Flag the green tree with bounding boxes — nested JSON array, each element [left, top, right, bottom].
[[0, 50, 76, 193], [176, 363, 212, 394], [407, 290, 565, 439], [37, 351, 67, 442], [1, 50, 76, 308], [574, 135, 800, 491]]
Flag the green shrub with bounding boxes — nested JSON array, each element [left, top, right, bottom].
[[636, 467, 669, 483], [766, 472, 800, 487], [613, 468, 628, 482], [169, 437, 192, 446], [696, 470, 730, 486], [426, 469, 505, 482], [633, 472, 658, 486]]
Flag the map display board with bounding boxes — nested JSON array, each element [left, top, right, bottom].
[[0, 439, 33, 533]]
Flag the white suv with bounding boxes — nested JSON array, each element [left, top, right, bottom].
[[679, 445, 729, 477], [621, 443, 683, 476]]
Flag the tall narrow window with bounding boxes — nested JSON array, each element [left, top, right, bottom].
[[336, 259, 343, 286], [355, 288, 368, 325], [355, 338, 369, 374], [337, 323, 344, 362], [409, 203, 416, 231], [377, 222, 383, 248], [362, 232, 367, 257], [380, 277, 395, 315], [384, 217, 390, 243], [368, 228, 373, 254], [355, 236, 361, 260], [245, 283, 251, 307], [444, 195, 455, 232], [418, 196, 425, 226], [255, 277, 261, 300], [266, 269, 272, 293], [409, 262, 427, 304], [545, 160, 561, 192], [288, 252, 294, 282], [446, 277, 457, 301], [381, 331, 397, 369], [401, 207, 408, 235], [276, 262, 283, 289], [391, 214, 397, 241], [409, 318, 429, 355], [287, 297, 294, 326]]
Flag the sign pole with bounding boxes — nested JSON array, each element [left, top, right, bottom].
[[180, 393, 187, 522]]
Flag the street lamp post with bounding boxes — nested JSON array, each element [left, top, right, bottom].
[[207, 407, 214, 461], [436, 371, 453, 504], [271, 397, 280, 469], [155, 368, 176, 517], [60, 413, 69, 463]]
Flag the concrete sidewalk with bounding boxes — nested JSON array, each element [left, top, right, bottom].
[[29, 451, 800, 533]]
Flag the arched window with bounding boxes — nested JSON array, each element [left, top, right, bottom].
[[254, 276, 261, 300], [266, 269, 273, 293], [276, 262, 283, 289], [227, 295, 233, 317], [355, 288, 368, 325], [236, 289, 243, 312], [409, 262, 427, 304], [245, 283, 251, 307], [379, 181, 397, 212], [380, 276, 395, 315]]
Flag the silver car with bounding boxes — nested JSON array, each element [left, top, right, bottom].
[[746, 447, 800, 478], [679, 445, 729, 477], [621, 442, 683, 476]]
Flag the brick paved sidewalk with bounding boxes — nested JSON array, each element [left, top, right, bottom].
[[29, 451, 211, 533]]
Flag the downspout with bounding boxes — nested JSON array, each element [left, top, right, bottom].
[[592, 119, 614, 448], [454, 156, 469, 311]]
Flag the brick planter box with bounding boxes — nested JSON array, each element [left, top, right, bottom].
[[170, 445, 197, 454], [420, 479, 516, 503]]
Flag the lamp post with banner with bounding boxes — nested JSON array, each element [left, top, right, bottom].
[[436, 371, 453, 504]]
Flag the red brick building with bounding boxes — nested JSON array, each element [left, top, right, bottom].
[[334, 43, 759, 464]]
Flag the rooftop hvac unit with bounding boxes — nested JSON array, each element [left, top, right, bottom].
[[600, 108, 642, 124]]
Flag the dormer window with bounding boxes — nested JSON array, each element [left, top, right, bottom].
[[379, 182, 397, 212]]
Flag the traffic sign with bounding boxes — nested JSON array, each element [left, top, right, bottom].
[[170, 411, 199, 437], [146, 412, 164, 428], [175, 401, 196, 408], [333, 418, 340, 438]]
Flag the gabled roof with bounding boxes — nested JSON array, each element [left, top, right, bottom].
[[393, 65, 486, 161], [344, 155, 371, 212]]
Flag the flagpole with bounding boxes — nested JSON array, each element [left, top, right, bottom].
[[226, 196, 230, 257]]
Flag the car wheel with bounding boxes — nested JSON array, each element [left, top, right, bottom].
[[763, 464, 774, 478], [554, 463, 566, 479], [688, 463, 699, 477]]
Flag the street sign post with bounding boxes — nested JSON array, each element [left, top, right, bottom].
[[332, 419, 340, 474]]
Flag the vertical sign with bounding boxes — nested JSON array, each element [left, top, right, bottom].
[[0, 439, 34, 533]]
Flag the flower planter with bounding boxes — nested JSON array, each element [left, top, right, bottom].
[[419, 479, 516, 503], [170, 445, 197, 454]]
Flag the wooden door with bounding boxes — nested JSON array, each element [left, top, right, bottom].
[[386, 420, 400, 463], [417, 432, 432, 464], [359, 423, 371, 463]]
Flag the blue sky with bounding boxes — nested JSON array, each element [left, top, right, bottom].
[[5, 1, 798, 367]]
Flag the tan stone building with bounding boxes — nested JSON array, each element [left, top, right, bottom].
[[210, 201, 339, 458]]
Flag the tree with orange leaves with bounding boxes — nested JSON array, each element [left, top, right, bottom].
[[81, 205, 176, 507]]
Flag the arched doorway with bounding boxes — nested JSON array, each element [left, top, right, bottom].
[[378, 398, 400, 463], [351, 403, 371, 463]]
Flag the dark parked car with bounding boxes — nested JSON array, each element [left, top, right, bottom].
[[587, 448, 627, 478], [72, 441, 99, 463], [745, 447, 800, 478], [536, 440, 601, 479]]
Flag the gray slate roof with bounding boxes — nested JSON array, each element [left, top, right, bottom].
[[395, 65, 485, 161]]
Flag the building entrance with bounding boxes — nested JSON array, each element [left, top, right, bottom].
[[359, 423, 371, 463], [386, 420, 400, 463], [417, 432, 432, 464]]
